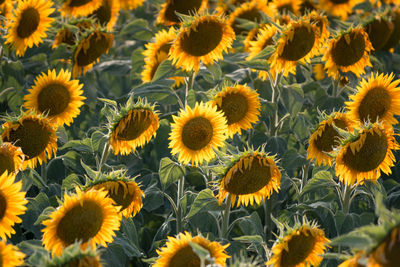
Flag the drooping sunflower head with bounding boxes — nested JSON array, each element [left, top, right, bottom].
[[42, 187, 122, 256], [307, 112, 354, 167], [169, 14, 235, 72], [119, 0, 144, 10], [52, 20, 94, 49], [169, 102, 228, 166], [0, 241, 25, 267], [0, 142, 24, 175], [85, 171, 145, 217], [267, 220, 330, 267], [318, 0, 361, 20], [217, 148, 281, 207], [1, 113, 57, 170], [268, 19, 321, 77], [246, 23, 277, 59], [109, 98, 159, 155], [269, 0, 301, 16], [367, 226, 400, 267], [61, 0, 103, 17], [323, 27, 373, 78], [156, 0, 208, 26], [88, 0, 120, 31], [346, 72, 400, 126], [4, 0, 55, 57], [24, 69, 86, 127], [210, 84, 261, 138], [335, 122, 400, 185], [52, 28, 76, 49], [72, 30, 114, 77], [0, 171, 28, 240], [304, 11, 330, 49], [382, 9, 400, 51], [45, 243, 102, 267], [153, 231, 230, 267]]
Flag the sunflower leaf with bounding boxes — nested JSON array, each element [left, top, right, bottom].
[[186, 189, 222, 219], [159, 157, 186, 190]]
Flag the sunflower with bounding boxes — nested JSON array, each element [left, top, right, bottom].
[[0, 0, 13, 26], [72, 30, 114, 77], [46, 243, 102, 267], [169, 102, 228, 166], [61, 0, 102, 17], [153, 231, 230, 267], [367, 226, 400, 267], [109, 99, 159, 155], [0, 241, 25, 267], [246, 24, 277, 59], [382, 9, 400, 51], [243, 25, 263, 52], [42, 187, 121, 256], [313, 63, 325, 80], [338, 253, 365, 267], [24, 69, 86, 127], [1, 114, 57, 170], [217, 149, 281, 207], [323, 28, 373, 79], [0, 143, 24, 175], [269, 0, 301, 16], [156, 0, 208, 26], [335, 123, 399, 185], [169, 14, 235, 73], [305, 11, 330, 52], [89, 0, 120, 31], [215, 0, 248, 16], [268, 19, 322, 77], [299, 0, 317, 15], [318, 0, 361, 20], [4, 0, 55, 57], [0, 171, 28, 240], [119, 0, 144, 10], [307, 112, 354, 167], [345, 72, 400, 126], [267, 222, 330, 267], [52, 28, 76, 49], [364, 17, 394, 52], [210, 84, 261, 138]]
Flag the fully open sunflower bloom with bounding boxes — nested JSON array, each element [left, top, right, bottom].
[[217, 149, 281, 207], [72, 30, 114, 77], [1, 114, 57, 170], [318, 0, 361, 20], [0, 143, 24, 175], [323, 28, 373, 79], [367, 226, 400, 267], [0, 241, 25, 267], [246, 24, 277, 60], [42, 187, 122, 256], [382, 9, 400, 51], [45, 243, 102, 267], [307, 112, 354, 167], [169, 14, 235, 73], [243, 24, 268, 52], [24, 69, 86, 127], [61, 0, 102, 17], [153, 231, 230, 267], [119, 0, 144, 10], [269, 0, 301, 16], [267, 222, 330, 267], [88, 0, 120, 31], [0, 171, 28, 240], [109, 99, 159, 155], [4, 0, 55, 57], [335, 122, 399, 185], [169, 102, 228, 166], [364, 16, 394, 52], [210, 84, 261, 138], [268, 19, 322, 77], [156, 0, 208, 26], [345, 72, 400, 126]]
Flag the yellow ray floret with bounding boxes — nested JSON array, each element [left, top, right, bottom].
[[156, 0, 208, 26], [89, 0, 120, 31], [0, 143, 24, 175], [367, 226, 400, 267], [61, 0, 102, 17], [318, 0, 362, 20], [0, 240, 25, 267]]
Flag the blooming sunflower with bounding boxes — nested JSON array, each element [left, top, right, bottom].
[[307, 112, 354, 167], [367, 226, 400, 267], [0, 0, 13, 26], [335, 122, 399, 185], [4, 0, 55, 57], [269, 0, 301, 16], [1, 113, 57, 169], [0, 143, 24, 175], [169, 102, 228, 166], [246, 24, 277, 59], [153, 231, 230, 267], [88, 0, 120, 31], [268, 19, 322, 77], [382, 9, 400, 51], [0, 171, 28, 240], [267, 221, 330, 267], [24, 69, 86, 127], [119, 0, 144, 10], [217, 149, 281, 207], [42, 187, 121, 256], [156, 0, 208, 26], [210, 84, 261, 138], [345, 72, 400, 126], [305, 11, 330, 53], [318, 0, 361, 20], [169, 14, 235, 73], [364, 16, 394, 52], [323, 28, 373, 79], [87, 171, 144, 217], [45, 243, 102, 267], [109, 98, 159, 155], [0, 241, 25, 267], [61, 0, 102, 17], [72, 30, 114, 77]]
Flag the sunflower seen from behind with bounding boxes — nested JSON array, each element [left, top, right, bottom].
[[0, 143, 24, 175], [0, 241, 25, 267], [156, 0, 208, 26], [42, 187, 121, 256], [153, 231, 230, 267], [1, 113, 57, 170], [335, 122, 399, 185], [45, 243, 102, 267], [4, 0, 55, 57], [169, 14, 235, 73], [169, 102, 228, 166], [217, 149, 281, 207], [61, 0, 102, 17], [109, 98, 159, 155], [382, 9, 400, 51], [24, 69, 86, 127]]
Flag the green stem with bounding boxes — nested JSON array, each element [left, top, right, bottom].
[[221, 196, 231, 239], [41, 162, 47, 183], [301, 163, 310, 192], [184, 72, 196, 106], [332, 78, 340, 97], [342, 184, 352, 214], [97, 142, 111, 177], [263, 198, 273, 240], [176, 176, 185, 233]]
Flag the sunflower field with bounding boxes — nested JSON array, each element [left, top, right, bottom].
[[1, 0, 400, 266]]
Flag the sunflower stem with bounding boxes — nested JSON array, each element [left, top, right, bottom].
[[263, 197, 273, 241], [221, 195, 231, 240], [342, 183, 353, 214], [97, 142, 111, 177], [332, 77, 340, 97], [184, 72, 196, 106], [176, 175, 185, 233]]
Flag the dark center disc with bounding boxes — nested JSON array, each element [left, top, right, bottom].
[[280, 230, 316, 267], [181, 117, 213, 150], [116, 110, 153, 141], [16, 7, 40, 38], [164, 0, 203, 23], [280, 25, 315, 61], [37, 83, 71, 116], [218, 92, 249, 124], [331, 31, 366, 67], [357, 86, 391, 123]]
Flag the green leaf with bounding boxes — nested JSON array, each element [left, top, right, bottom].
[[159, 157, 185, 190], [301, 171, 337, 196], [189, 241, 210, 260], [34, 206, 56, 225], [206, 63, 222, 81], [81, 160, 99, 180], [152, 60, 176, 82], [233, 235, 264, 243], [61, 173, 81, 191], [186, 189, 223, 219]]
